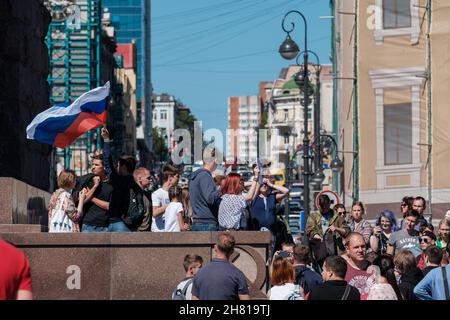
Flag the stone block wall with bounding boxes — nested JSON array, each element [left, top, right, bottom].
[[0, 232, 271, 300], [0, 0, 51, 191]]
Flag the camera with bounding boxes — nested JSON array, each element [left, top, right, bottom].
[[279, 251, 292, 259]]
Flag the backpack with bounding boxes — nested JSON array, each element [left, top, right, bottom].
[[122, 188, 145, 228], [172, 278, 193, 300], [295, 268, 308, 292], [285, 284, 303, 300]]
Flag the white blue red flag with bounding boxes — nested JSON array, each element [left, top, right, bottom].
[[26, 82, 110, 148]]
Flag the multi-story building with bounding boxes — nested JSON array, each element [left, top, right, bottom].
[[152, 94, 177, 154], [114, 42, 137, 156], [102, 0, 152, 165], [45, 0, 103, 176], [260, 65, 333, 181], [332, 0, 450, 220], [227, 96, 260, 165]]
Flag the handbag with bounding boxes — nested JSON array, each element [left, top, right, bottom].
[[49, 192, 73, 233], [310, 229, 336, 261]]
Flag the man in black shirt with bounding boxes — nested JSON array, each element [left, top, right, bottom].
[[80, 154, 112, 232], [101, 127, 152, 232], [308, 255, 360, 300]]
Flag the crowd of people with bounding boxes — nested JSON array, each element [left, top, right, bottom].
[[46, 131, 291, 238], [3, 129, 450, 300]]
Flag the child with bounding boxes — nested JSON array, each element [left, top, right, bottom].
[[164, 185, 189, 232], [172, 254, 203, 300]]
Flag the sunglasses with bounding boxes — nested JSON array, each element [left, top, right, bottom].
[[401, 203, 408, 207], [338, 211, 346, 215], [419, 237, 430, 243]]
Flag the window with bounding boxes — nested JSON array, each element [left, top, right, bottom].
[[384, 103, 412, 165], [153, 112, 157, 120], [383, 0, 411, 29], [284, 109, 288, 120], [160, 111, 167, 120], [284, 135, 289, 144]]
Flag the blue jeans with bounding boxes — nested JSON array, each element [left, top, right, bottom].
[[191, 223, 218, 231], [81, 224, 109, 233], [108, 221, 131, 232]]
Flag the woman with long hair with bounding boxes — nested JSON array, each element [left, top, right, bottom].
[[268, 255, 303, 300], [370, 210, 398, 254], [436, 218, 450, 250], [48, 170, 87, 232], [349, 201, 372, 245], [367, 254, 402, 300], [218, 166, 259, 231], [399, 196, 414, 229]]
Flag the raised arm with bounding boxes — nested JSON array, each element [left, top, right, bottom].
[[264, 178, 289, 201], [244, 166, 260, 202], [101, 127, 118, 180]]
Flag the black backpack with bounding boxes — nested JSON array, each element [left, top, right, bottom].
[[294, 267, 308, 293], [122, 188, 145, 228]]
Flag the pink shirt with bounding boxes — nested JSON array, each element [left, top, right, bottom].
[[345, 262, 376, 300]]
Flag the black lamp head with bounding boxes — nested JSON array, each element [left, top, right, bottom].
[[279, 34, 300, 60]]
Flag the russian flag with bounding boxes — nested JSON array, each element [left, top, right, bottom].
[[26, 82, 110, 148]]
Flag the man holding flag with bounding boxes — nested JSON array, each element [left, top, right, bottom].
[[26, 82, 113, 232]]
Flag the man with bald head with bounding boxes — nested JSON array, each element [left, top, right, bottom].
[[342, 232, 376, 299]]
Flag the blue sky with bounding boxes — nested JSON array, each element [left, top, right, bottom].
[[152, 0, 332, 153]]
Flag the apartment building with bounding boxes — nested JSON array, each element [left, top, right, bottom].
[[260, 65, 333, 179], [333, 0, 450, 219], [227, 96, 260, 164]]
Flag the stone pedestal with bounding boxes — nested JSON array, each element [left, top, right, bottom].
[[0, 232, 271, 300], [0, 177, 50, 229]]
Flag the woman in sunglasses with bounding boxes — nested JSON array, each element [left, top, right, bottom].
[[370, 210, 399, 255], [416, 231, 437, 271], [399, 196, 414, 229]]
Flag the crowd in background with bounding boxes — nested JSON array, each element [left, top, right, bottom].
[[4, 129, 450, 300]]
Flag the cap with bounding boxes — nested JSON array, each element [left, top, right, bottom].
[[422, 231, 437, 241]]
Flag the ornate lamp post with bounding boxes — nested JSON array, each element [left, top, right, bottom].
[[279, 10, 312, 242]]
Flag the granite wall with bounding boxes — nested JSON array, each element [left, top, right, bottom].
[[0, 232, 271, 300], [0, 0, 51, 191], [0, 177, 50, 229]]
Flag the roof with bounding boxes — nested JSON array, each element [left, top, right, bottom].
[[115, 43, 136, 69]]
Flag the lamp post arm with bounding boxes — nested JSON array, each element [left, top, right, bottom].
[[281, 10, 308, 53], [320, 134, 339, 154]]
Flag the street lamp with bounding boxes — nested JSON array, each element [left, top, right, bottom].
[[294, 51, 323, 189], [279, 10, 312, 243]]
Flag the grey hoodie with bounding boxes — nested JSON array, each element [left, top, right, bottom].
[[189, 168, 221, 225]]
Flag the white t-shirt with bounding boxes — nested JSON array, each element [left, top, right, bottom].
[[164, 202, 184, 232], [172, 278, 194, 300], [268, 283, 302, 300], [151, 188, 170, 232]]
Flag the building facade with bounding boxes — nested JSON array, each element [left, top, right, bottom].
[[152, 94, 177, 154], [102, 0, 152, 165], [333, 0, 450, 220], [114, 43, 138, 156], [260, 65, 333, 181], [45, 0, 102, 177], [227, 96, 260, 165]]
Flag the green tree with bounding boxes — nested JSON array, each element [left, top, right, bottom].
[[152, 128, 168, 161]]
